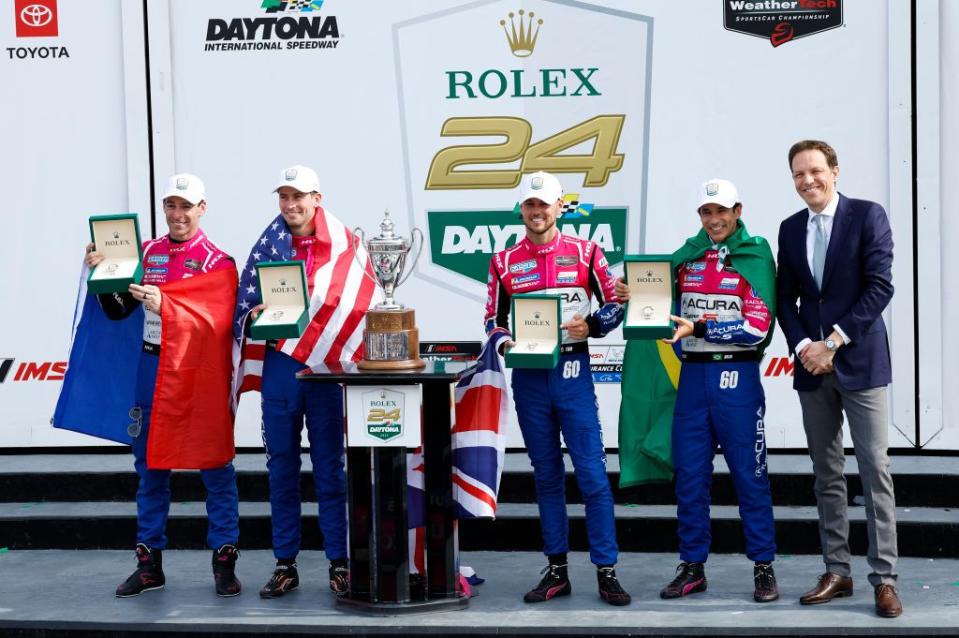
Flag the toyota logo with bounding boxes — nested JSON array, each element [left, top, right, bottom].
[[20, 4, 53, 28]]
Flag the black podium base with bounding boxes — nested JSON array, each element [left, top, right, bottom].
[[336, 592, 470, 615]]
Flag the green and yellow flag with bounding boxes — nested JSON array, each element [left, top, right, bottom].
[[617, 221, 776, 487]]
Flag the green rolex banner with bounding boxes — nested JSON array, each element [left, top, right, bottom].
[[618, 221, 776, 487]]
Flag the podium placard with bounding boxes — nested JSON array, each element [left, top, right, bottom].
[[345, 385, 422, 448], [250, 261, 309, 340], [623, 255, 674, 340], [506, 294, 561, 369], [87, 214, 143, 294]]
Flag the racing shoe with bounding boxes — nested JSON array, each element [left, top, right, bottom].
[[523, 563, 571, 603], [115, 544, 165, 597], [260, 559, 299, 599], [212, 544, 242, 597], [329, 558, 350, 596], [596, 566, 631, 606], [753, 562, 780, 602], [660, 562, 707, 599]]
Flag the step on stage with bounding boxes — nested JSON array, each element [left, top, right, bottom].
[[0, 551, 955, 637]]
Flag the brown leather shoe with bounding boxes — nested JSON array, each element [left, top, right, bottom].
[[874, 584, 902, 618], [799, 572, 853, 605]]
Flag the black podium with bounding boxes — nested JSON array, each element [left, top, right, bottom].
[[299, 360, 474, 613]]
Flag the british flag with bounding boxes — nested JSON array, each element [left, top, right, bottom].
[[406, 331, 510, 529], [450, 330, 509, 518], [231, 210, 380, 398]]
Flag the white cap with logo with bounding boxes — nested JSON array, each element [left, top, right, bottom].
[[161, 174, 206, 205], [274, 164, 321, 194], [697, 178, 739, 209], [519, 171, 564, 205]]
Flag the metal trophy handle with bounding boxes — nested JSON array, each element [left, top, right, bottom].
[[351, 226, 382, 289], [396, 227, 424, 288]]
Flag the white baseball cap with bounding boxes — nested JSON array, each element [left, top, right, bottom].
[[274, 164, 321, 193], [519, 171, 563, 205], [161, 173, 206, 205], [697, 178, 739, 209]]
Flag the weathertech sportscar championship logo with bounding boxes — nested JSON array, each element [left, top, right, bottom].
[[205, 0, 340, 52], [724, 0, 842, 47]]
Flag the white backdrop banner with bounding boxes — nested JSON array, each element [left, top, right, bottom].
[[2, 0, 924, 450]]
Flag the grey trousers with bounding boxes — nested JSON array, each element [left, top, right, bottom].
[[797, 374, 898, 587]]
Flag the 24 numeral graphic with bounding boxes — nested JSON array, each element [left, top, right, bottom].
[[425, 115, 626, 190]]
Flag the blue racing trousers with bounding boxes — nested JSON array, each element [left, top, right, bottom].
[[672, 360, 776, 563], [133, 352, 239, 550], [261, 348, 347, 561], [511, 351, 618, 566]]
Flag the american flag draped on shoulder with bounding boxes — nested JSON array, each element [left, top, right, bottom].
[[232, 209, 381, 397]]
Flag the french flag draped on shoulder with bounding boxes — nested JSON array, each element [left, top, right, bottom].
[[451, 330, 510, 519], [232, 210, 381, 397], [54, 264, 239, 470]]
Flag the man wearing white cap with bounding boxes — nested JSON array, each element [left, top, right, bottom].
[[617, 178, 779, 602], [85, 173, 242, 598], [484, 171, 631, 606], [233, 165, 378, 599]]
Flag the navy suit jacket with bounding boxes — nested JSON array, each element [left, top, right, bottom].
[[775, 194, 893, 391]]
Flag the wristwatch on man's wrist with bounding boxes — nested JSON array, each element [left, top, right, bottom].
[[824, 337, 838, 351]]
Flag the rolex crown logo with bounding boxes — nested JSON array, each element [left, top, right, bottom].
[[113, 232, 120, 239], [279, 278, 287, 286], [533, 311, 541, 319], [500, 9, 543, 58], [646, 270, 653, 278]]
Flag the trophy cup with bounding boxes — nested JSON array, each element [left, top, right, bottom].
[[354, 211, 425, 370]]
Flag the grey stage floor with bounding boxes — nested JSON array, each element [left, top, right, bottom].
[[0, 550, 957, 635]]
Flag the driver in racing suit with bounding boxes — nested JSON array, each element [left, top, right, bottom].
[[86, 174, 241, 598], [484, 171, 630, 606], [616, 178, 778, 603]]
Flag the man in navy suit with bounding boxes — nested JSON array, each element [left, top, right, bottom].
[[776, 140, 901, 618]]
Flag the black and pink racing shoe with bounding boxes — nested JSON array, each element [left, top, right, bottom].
[[523, 563, 572, 603], [660, 562, 707, 599]]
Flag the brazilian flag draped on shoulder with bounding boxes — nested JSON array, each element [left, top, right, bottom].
[[618, 220, 776, 487]]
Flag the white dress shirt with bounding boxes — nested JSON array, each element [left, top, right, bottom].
[[795, 193, 851, 356]]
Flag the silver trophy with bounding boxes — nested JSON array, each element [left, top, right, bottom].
[[353, 211, 426, 369]]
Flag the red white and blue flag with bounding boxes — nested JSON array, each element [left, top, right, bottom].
[[406, 331, 510, 529], [231, 210, 380, 398], [450, 330, 509, 518]]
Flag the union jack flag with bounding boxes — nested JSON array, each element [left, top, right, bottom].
[[451, 330, 509, 518], [406, 330, 510, 530], [231, 210, 380, 398]]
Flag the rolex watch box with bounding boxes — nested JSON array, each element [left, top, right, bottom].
[[250, 261, 310, 340], [87, 214, 143, 295], [623, 254, 675, 340], [505, 293, 561, 369]]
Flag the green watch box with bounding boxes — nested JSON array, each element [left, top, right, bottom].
[[250, 261, 310, 340], [623, 254, 675, 340], [87, 214, 143, 295], [505, 293, 561, 369]]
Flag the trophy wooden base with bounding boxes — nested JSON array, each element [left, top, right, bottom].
[[358, 308, 425, 370]]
